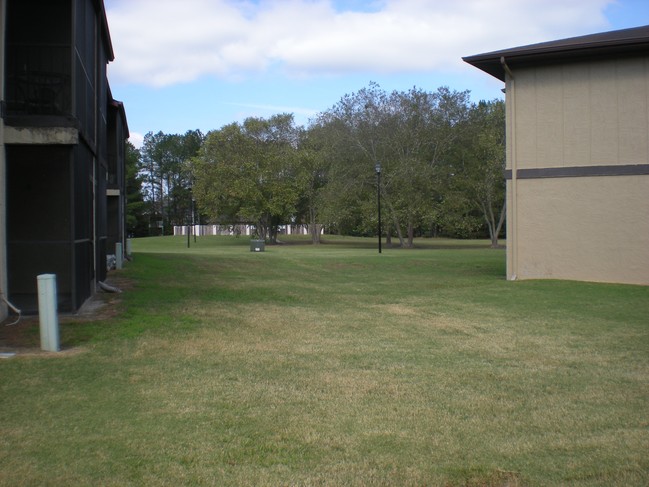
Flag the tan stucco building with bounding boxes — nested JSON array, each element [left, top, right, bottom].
[[464, 26, 649, 285]]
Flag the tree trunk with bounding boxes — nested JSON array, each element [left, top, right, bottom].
[[160, 176, 167, 235], [385, 199, 405, 247], [481, 199, 506, 248], [269, 226, 278, 244], [309, 207, 321, 244], [393, 214, 405, 248], [256, 217, 269, 242], [491, 200, 506, 248], [149, 165, 156, 236], [406, 220, 415, 248]]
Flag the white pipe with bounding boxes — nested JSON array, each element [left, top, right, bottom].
[[1, 294, 22, 326], [98, 281, 122, 293], [37, 274, 60, 352], [115, 243, 123, 269]]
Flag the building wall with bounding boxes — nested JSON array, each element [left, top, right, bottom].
[[5, 146, 77, 311], [0, 0, 6, 321], [506, 56, 649, 285], [1, 0, 126, 313]]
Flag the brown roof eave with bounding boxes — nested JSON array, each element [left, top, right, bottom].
[[95, 0, 115, 62], [111, 100, 130, 139], [108, 84, 129, 138], [463, 25, 649, 82]]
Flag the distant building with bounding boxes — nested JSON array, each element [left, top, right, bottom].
[[0, 0, 129, 320], [464, 26, 649, 285]]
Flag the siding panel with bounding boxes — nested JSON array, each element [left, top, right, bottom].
[[563, 63, 591, 166], [515, 69, 538, 169], [590, 61, 619, 165], [617, 58, 649, 164], [536, 67, 564, 167]]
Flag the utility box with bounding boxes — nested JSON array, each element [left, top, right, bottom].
[[250, 240, 265, 252]]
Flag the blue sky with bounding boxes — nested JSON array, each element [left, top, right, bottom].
[[104, 0, 649, 147]]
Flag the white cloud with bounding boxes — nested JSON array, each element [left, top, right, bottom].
[[105, 0, 612, 87], [226, 102, 319, 125], [128, 131, 145, 149]]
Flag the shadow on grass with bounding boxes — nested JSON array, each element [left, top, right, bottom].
[[277, 236, 502, 250]]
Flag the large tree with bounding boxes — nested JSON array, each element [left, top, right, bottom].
[[192, 114, 301, 243], [125, 141, 148, 237], [316, 83, 471, 247], [314, 83, 394, 239], [450, 99, 506, 247], [140, 130, 204, 234], [383, 86, 471, 247], [294, 125, 331, 244]]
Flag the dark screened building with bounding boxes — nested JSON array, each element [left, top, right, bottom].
[[0, 0, 129, 316]]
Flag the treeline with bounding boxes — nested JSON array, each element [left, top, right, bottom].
[[126, 83, 505, 247]]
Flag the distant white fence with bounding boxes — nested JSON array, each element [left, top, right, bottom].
[[173, 224, 318, 237]]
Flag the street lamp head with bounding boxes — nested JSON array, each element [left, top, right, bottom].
[[375, 162, 381, 174]]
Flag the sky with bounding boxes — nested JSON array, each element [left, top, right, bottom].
[[103, 0, 649, 148]]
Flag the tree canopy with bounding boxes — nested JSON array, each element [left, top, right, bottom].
[[132, 84, 506, 246], [191, 114, 301, 243], [140, 130, 204, 235]]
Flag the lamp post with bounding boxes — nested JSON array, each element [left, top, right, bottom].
[[192, 198, 196, 243], [375, 162, 382, 254]]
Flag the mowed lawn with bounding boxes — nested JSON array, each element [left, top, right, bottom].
[[1, 236, 647, 486]]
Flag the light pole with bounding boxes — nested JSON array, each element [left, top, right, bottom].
[[192, 198, 196, 243], [375, 162, 382, 254]]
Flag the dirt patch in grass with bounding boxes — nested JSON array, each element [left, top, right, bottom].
[[0, 274, 132, 354], [457, 469, 523, 487]]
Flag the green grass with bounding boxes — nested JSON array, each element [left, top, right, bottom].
[[1, 235, 647, 486]]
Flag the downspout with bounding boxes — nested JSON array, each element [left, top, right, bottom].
[[92, 159, 97, 297], [98, 280, 121, 293], [0, 0, 7, 320], [501, 56, 518, 280], [501, 55, 515, 81], [92, 12, 100, 296]]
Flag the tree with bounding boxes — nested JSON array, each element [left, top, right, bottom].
[[294, 125, 330, 244], [381, 86, 471, 247], [160, 130, 204, 230], [125, 141, 148, 236], [140, 131, 164, 234], [140, 85, 504, 245], [315, 83, 396, 239], [192, 114, 301, 243], [315, 83, 471, 247], [140, 130, 204, 234], [451, 100, 506, 247]]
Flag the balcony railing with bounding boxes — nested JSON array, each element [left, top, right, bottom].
[[5, 45, 72, 117], [6, 71, 71, 116]]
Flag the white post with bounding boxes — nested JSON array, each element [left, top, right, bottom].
[[126, 238, 132, 257], [115, 243, 123, 269], [37, 274, 60, 352]]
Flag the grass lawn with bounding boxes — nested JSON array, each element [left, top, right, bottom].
[[1, 235, 647, 486]]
